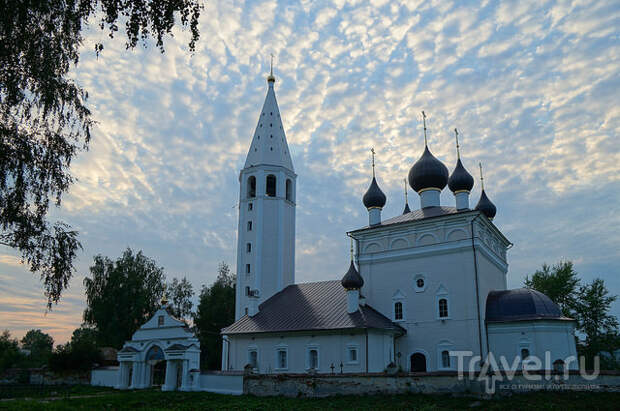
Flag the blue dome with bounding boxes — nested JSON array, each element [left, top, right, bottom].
[[408, 146, 449, 193], [475, 189, 496, 219], [448, 158, 474, 193], [486, 288, 566, 322], [362, 177, 387, 209], [341, 261, 364, 290]]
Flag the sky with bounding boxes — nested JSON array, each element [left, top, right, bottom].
[[1, 0, 619, 345]]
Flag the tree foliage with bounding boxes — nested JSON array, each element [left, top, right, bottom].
[[0, 0, 202, 307], [20, 329, 54, 366], [0, 330, 24, 371], [194, 262, 235, 370], [167, 277, 194, 320], [525, 261, 619, 368], [524, 260, 580, 317], [83, 248, 166, 348]]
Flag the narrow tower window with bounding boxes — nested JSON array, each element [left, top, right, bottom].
[[247, 176, 256, 198], [246, 264, 251, 274], [247, 221, 252, 231], [438, 298, 448, 318], [286, 179, 292, 201], [246, 243, 251, 253], [266, 175, 277, 197], [441, 350, 450, 368], [394, 302, 403, 320]]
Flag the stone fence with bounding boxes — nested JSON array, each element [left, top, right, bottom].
[[0, 368, 90, 386], [243, 371, 620, 397]]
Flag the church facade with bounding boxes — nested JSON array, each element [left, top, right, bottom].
[[220, 71, 577, 374]]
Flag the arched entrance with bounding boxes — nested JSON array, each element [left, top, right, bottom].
[[411, 353, 427, 372], [146, 345, 166, 387]]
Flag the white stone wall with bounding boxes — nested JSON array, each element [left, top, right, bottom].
[[487, 320, 578, 370], [225, 330, 395, 374]]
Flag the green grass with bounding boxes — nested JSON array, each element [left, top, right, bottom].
[[0, 387, 619, 410]]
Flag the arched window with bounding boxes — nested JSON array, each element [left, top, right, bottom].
[[521, 348, 530, 360], [441, 350, 450, 368], [286, 179, 292, 201], [438, 298, 448, 318], [266, 175, 276, 197], [247, 176, 256, 198], [394, 302, 403, 320]]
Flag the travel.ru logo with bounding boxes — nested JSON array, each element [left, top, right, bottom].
[[450, 351, 600, 394]]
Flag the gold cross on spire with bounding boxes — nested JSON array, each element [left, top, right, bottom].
[[370, 147, 376, 178], [455, 128, 460, 159], [350, 237, 354, 261], [422, 111, 428, 146], [404, 178, 408, 204], [270, 53, 274, 76], [479, 162, 485, 191]]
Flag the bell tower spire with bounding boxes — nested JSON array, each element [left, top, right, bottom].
[[235, 68, 297, 320]]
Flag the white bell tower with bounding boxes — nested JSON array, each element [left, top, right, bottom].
[[234, 66, 296, 320]]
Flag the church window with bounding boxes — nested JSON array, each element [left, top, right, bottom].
[[246, 264, 251, 274], [247, 243, 252, 253], [414, 274, 427, 292], [441, 350, 450, 368], [247, 176, 256, 198], [245, 286, 250, 296], [307, 347, 319, 370], [248, 349, 258, 369], [270, 147, 273, 151], [245, 307, 248, 315], [347, 344, 360, 364], [394, 302, 403, 320], [286, 179, 292, 201], [270, 134, 273, 138], [266, 175, 276, 197], [417, 278, 424, 288], [270, 123, 272, 127], [247, 221, 252, 231], [438, 299, 448, 318], [157, 316, 164, 327], [276, 347, 288, 369], [248, 202, 253, 211], [270, 112, 273, 115]]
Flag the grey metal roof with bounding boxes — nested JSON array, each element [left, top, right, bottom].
[[351, 206, 471, 232], [486, 288, 573, 323], [221, 281, 405, 335]]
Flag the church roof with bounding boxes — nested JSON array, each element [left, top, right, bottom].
[[350, 206, 469, 232], [221, 280, 404, 335], [486, 288, 573, 323], [243, 78, 294, 171]]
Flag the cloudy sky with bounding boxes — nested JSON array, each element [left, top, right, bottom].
[[1, 0, 619, 344]]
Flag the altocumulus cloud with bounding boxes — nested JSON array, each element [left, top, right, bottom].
[[1, 0, 618, 344]]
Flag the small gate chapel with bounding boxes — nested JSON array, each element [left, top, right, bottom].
[[115, 301, 201, 391]]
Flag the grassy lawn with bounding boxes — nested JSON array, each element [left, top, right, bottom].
[[1, 387, 619, 410]]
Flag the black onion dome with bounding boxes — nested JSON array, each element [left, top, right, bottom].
[[408, 146, 449, 193], [486, 289, 565, 322], [403, 202, 411, 214], [341, 261, 364, 290], [475, 189, 497, 219], [448, 158, 474, 193], [362, 177, 387, 209]]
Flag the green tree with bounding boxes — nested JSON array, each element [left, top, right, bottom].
[[49, 326, 102, 372], [574, 278, 619, 366], [0, 330, 24, 371], [20, 329, 54, 366], [83, 248, 166, 348], [524, 260, 580, 317], [0, 0, 201, 308], [194, 262, 235, 370], [167, 277, 194, 320]]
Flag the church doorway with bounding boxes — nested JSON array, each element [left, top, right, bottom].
[[410, 353, 427, 372], [146, 345, 166, 387]]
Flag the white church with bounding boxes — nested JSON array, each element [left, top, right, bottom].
[[104, 69, 578, 391], [219, 70, 578, 374]]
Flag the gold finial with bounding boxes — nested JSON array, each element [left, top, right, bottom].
[[370, 147, 376, 178], [455, 128, 460, 159], [479, 162, 485, 191], [350, 237, 354, 261], [403, 178, 409, 204], [267, 53, 275, 82], [422, 111, 428, 147], [161, 294, 168, 306]]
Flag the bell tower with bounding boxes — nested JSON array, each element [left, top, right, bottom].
[[235, 67, 296, 320]]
